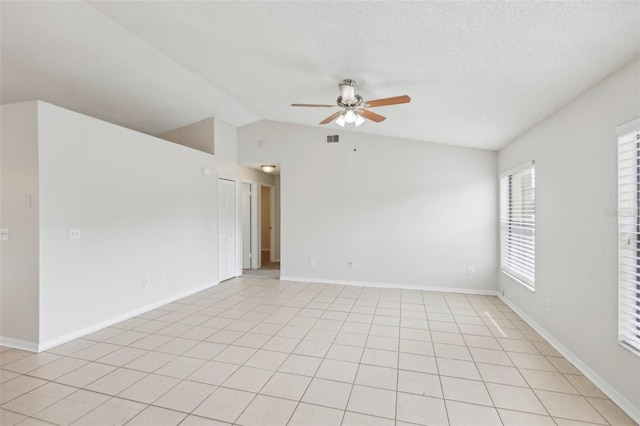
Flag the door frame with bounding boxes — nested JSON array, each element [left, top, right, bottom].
[[241, 180, 259, 270]]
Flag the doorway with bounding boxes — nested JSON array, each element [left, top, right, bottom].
[[242, 182, 279, 279], [261, 185, 272, 265], [260, 183, 277, 266]]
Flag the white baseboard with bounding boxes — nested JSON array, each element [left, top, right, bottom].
[[36, 281, 219, 352], [0, 336, 39, 352], [280, 276, 498, 296], [499, 295, 640, 425]]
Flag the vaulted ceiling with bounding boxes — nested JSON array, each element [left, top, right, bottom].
[[2, 1, 638, 150]]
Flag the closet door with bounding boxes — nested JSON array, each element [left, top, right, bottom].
[[218, 178, 236, 282]]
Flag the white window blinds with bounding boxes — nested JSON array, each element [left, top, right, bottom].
[[500, 162, 536, 288], [618, 118, 640, 354]]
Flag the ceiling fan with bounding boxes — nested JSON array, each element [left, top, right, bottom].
[[291, 79, 410, 127]]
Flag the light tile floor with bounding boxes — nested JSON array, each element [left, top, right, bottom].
[[1, 278, 637, 426]]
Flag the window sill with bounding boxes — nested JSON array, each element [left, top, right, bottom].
[[501, 270, 535, 292]]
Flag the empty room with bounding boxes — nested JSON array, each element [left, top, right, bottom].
[[1, 1, 639, 425]]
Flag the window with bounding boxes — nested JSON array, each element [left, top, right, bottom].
[[500, 162, 536, 289], [618, 118, 640, 354]]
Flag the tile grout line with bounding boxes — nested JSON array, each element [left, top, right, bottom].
[[338, 285, 380, 425], [285, 284, 350, 425], [200, 280, 335, 425], [0, 278, 632, 426], [438, 292, 452, 426]]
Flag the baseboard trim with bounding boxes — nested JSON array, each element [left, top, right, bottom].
[[0, 336, 39, 352], [280, 276, 498, 296], [36, 281, 220, 352], [499, 295, 640, 424]]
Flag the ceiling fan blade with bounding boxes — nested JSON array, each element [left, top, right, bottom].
[[291, 103, 337, 108], [359, 109, 386, 123], [363, 95, 411, 108], [319, 111, 344, 125]]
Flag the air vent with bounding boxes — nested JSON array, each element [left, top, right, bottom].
[[326, 134, 340, 143]]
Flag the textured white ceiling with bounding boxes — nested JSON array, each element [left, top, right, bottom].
[[2, 1, 638, 150]]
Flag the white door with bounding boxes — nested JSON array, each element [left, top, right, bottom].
[[218, 178, 237, 282], [241, 182, 252, 269]]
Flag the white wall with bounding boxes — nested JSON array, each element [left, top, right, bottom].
[[0, 102, 40, 349], [161, 116, 277, 275], [161, 118, 215, 154], [1, 103, 281, 349], [36, 102, 219, 347], [238, 121, 498, 292], [214, 117, 240, 164], [498, 58, 640, 420]]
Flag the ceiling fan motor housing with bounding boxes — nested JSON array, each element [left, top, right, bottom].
[[337, 94, 363, 108], [338, 79, 360, 105]]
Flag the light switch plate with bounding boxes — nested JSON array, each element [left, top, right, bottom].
[[0, 228, 9, 241], [69, 229, 81, 240]]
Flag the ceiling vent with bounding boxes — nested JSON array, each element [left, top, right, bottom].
[[326, 134, 340, 143]]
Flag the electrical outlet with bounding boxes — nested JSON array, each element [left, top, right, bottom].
[[546, 298, 552, 312], [467, 266, 474, 275], [309, 258, 315, 267], [160, 274, 167, 284], [0, 228, 9, 241], [143, 278, 150, 288], [348, 260, 354, 268], [69, 229, 81, 240]]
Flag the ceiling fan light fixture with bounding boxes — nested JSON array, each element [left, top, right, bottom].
[[261, 164, 276, 173], [335, 114, 346, 127], [354, 114, 365, 127], [344, 109, 356, 124]]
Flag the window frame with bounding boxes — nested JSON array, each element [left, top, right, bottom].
[[499, 161, 536, 290], [617, 118, 640, 356]]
